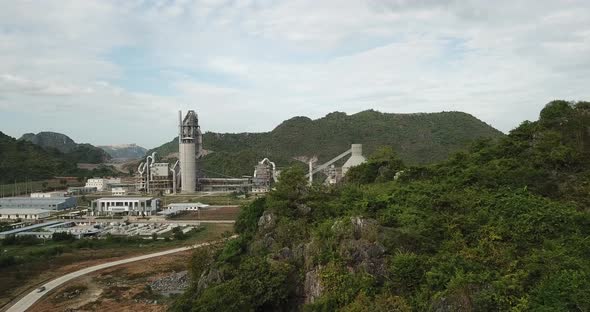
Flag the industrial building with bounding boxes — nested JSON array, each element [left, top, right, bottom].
[[0, 221, 63, 239], [252, 158, 279, 193], [111, 187, 127, 196], [67, 186, 98, 195], [138, 156, 177, 194], [0, 196, 77, 210], [132, 110, 365, 195], [159, 202, 210, 216], [85, 178, 121, 192], [198, 177, 252, 193], [90, 197, 161, 216], [0, 209, 51, 220], [306, 144, 367, 184]]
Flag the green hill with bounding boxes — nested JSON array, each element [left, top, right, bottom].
[[150, 110, 504, 177], [0, 132, 118, 184], [173, 101, 590, 311], [19, 131, 111, 164], [0, 131, 76, 183]]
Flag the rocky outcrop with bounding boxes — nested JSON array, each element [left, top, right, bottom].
[[258, 211, 277, 231], [339, 239, 387, 277], [197, 268, 223, 292], [303, 268, 323, 304], [150, 271, 189, 293]]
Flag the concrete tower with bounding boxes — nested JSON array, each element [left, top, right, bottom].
[[179, 110, 202, 193], [342, 144, 366, 175]]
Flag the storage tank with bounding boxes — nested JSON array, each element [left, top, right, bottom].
[[342, 144, 366, 175]]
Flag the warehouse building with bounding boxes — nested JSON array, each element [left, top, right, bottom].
[[90, 197, 160, 216], [0, 208, 51, 220], [67, 186, 98, 195], [85, 178, 121, 192], [0, 196, 77, 211]]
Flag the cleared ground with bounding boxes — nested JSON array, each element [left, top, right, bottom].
[[29, 250, 193, 311], [0, 223, 233, 311]]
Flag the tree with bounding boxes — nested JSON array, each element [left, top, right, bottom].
[[172, 227, 186, 240]]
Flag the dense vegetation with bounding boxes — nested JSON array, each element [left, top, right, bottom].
[[150, 110, 503, 177], [174, 101, 590, 311], [0, 132, 117, 184], [19, 131, 111, 163]]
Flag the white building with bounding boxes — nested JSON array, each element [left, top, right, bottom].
[[85, 178, 121, 191], [159, 202, 210, 216], [91, 197, 160, 216], [0, 209, 51, 220], [111, 187, 127, 196]]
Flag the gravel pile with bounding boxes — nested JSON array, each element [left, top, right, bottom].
[[150, 271, 190, 293]]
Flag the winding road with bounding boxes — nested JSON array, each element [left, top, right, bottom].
[[6, 237, 235, 312]]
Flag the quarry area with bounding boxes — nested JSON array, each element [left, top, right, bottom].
[[29, 250, 193, 312]]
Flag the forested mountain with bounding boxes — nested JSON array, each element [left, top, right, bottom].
[[174, 101, 590, 311], [0, 132, 117, 184], [98, 144, 147, 160], [19, 132, 110, 164], [150, 110, 503, 177], [0, 132, 75, 183]]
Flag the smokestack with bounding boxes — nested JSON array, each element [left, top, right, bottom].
[[179, 110, 200, 193]]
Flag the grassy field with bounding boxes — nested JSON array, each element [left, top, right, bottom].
[[0, 178, 83, 197], [0, 223, 233, 309]]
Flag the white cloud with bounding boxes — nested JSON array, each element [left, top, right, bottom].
[[0, 0, 589, 147]]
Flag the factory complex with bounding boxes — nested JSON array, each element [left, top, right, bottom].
[[0, 109, 367, 242], [135, 110, 366, 196]]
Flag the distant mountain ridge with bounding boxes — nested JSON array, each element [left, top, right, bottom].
[[19, 131, 111, 164], [98, 144, 147, 160], [149, 109, 504, 177]]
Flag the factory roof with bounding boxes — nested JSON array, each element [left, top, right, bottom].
[[0, 208, 52, 214], [0, 221, 64, 236], [94, 197, 157, 201], [167, 202, 209, 208], [0, 196, 69, 200]]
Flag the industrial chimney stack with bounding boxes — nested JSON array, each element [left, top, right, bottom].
[[178, 110, 202, 193]]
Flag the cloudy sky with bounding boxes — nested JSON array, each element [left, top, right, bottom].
[[0, 0, 589, 148]]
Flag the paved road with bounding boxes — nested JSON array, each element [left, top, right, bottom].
[[6, 237, 235, 312]]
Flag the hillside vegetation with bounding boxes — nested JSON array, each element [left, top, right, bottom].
[[149, 110, 503, 177], [0, 132, 117, 184], [174, 101, 590, 311], [20, 131, 111, 164]]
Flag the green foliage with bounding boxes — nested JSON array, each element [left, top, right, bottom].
[[176, 101, 590, 311], [52, 232, 75, 242], [172, 226, 187, 240], [149, 110, 503, 177], [346, 146, 406, 184], [234, 197, 266, 236], [0, 131, 118, 183], [182, 257, 297, 312]]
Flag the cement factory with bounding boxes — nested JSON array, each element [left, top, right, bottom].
[[0, 109, 366, 240], [135, 110, 367, 195]]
